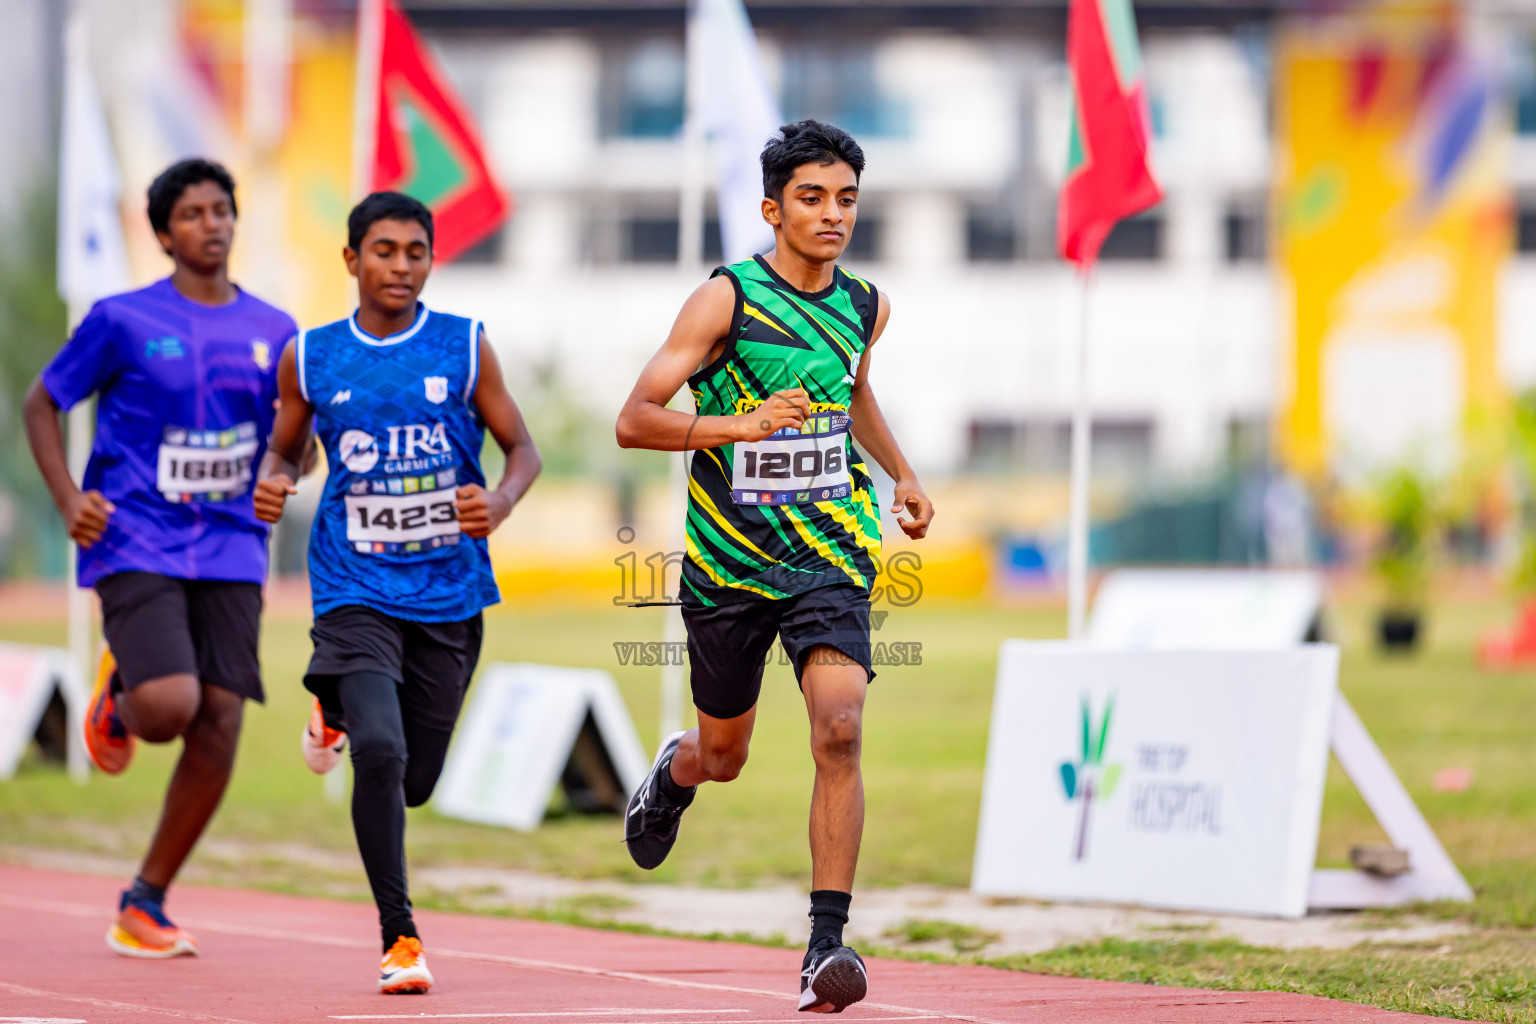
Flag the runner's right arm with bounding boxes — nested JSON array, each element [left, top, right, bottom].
[[254, 341, 314, 523], [23, 378, 115, 547], [616, 275, 810, 452]]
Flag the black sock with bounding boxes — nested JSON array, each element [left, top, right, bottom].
[[808, 889, 851, 952], [127, 876, 167, 907], [658, 752, 696, 805]]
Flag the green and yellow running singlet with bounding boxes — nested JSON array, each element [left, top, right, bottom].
[[681, 255, 883, 607]]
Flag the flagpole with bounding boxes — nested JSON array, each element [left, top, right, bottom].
[[658, 0, 708, 748], [65, 326, 92, 785], [351, 0, 383, 201], [1066, 269, 1094, 641]]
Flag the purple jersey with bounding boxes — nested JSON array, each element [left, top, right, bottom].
[[42, 278, 297, 587]]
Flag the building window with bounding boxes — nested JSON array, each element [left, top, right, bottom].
[[780, 44, 909, 138], [620, 213, 723, 263], [600, 38, 685, 139], [1223, 203, 1267, 263], [1518, 199, 1536, 253], [966, 205, 1017, 262], [1098, 212, 1163, 261], [843, 214, 883, 262], [454, 228, 504, 265], [965, 418, 1155, 475], [1518, 70, 1536, 136]]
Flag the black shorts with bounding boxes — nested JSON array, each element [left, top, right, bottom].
[[96, 571, 265, 703], [683, 584, 874, 721], [304, 605, 483, 733]]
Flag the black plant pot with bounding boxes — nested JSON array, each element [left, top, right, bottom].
[[1376, 610, 1422, 653]]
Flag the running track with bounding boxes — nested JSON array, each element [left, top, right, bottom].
[[0, 865, 1464, 1023]]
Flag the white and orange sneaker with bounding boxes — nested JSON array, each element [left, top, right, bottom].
[[84, 648, 135, 775], [301, 697, 347, 774], [106, 892, 199, 959], [379, 935, 433, 994]]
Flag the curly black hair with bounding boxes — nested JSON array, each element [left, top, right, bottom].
[[146, 158, 237, 235]]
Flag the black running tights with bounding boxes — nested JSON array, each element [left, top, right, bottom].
[[336, 671, 455, 953]]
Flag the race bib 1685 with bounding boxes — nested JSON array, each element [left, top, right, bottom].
[[158, 422, 259, 502]]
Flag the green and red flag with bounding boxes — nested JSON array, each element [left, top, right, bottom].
[[356, 0, 511, 263], [1057, 0, 1162, 267]]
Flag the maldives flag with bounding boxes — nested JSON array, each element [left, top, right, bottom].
[[1057, 0, 1162, 267], [357, 0, 511, 263]]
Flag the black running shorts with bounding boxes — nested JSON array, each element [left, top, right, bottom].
[[682, 583, 874, 721], [304, 605, 483, 733], [96, 571, 265, 703]]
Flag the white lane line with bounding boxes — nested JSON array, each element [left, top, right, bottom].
[[1, 893, 1011, 1024], [331, 1019, 942, 1024], [0, 981, 262, 1024], [329, 1013, 749, 1020]]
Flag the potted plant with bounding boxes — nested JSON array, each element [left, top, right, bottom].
[[1370, 463, 1435, 653]]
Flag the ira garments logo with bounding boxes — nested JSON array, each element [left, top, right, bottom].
[[1059, 695, 1123, 861]]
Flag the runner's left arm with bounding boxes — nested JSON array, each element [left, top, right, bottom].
[[848, 292, 934, 540], [254, 341, 315, 523], [458, 329, 542, 539]]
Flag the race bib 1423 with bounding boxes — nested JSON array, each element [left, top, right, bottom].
[[731, 412, 852, 506], [344, 483, 462, 555]]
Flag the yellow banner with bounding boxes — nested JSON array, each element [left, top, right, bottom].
[[1276, 3, 1509, 478]]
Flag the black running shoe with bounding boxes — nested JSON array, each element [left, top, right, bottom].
[[624, 731, 695, 870], [798, 944, 868, 1013]]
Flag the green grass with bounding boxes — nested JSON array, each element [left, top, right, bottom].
[[981, 933, 1536, 1023], [3, 589, 1536, 1018]]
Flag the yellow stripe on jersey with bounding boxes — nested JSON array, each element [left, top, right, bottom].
[[815, 498, 881, 563], [781, 504, 866, 589], [743, 302, 796, 338], [685, 530, 780, 600], [690, 451, 779, 565]]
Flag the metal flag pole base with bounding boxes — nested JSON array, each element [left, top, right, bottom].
[[1065, 270, 1094, 641]]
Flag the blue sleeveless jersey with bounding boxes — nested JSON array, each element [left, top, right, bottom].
[[300, 306, 499, 622]]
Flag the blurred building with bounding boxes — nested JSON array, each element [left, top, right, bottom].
[[413, 0, 1289, 481]]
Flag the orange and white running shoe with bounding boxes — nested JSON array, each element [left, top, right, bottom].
[[84, 648, 134, 775], [106, 892, 199, 958], [379, 935, 433, 994], [301, 696, 347, 774]]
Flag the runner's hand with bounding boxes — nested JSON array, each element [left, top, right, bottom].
[[254, 474, 297, 523], [65, 490, 115, 548], [737, 388, 810, 442], [891, 478, 934, 540], [455, 484, 511, 539]]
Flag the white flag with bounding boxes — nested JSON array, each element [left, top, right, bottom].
[[58, 12, 130, 313], [689, 0, 783, 263]]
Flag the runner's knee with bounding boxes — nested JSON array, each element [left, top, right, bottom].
[[349, 722, 407, 767], [403, 772, 438, 807], [183, 688, 244, 766], [122, 673, 201, 742], [698, 735, 750, 782], [810, 705, 862, 766]]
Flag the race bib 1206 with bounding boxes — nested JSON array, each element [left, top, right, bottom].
[[343, 467, 462, 555], [158, 423, 259, 502], [731, 412, 852, 506]]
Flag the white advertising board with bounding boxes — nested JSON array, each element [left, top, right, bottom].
[[973, 642, 1339, 918], [1088, 569, 1324, 649], [1077, 568, 1471, 910], [0, 643, 86, 781], [434, 663, 650, 832]]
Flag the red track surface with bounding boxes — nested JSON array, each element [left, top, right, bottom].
[[0, 864, 1463, 1024]]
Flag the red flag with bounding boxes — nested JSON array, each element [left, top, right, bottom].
[[358, 0, 511, 263], [1057, 0, 1162, 268]]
